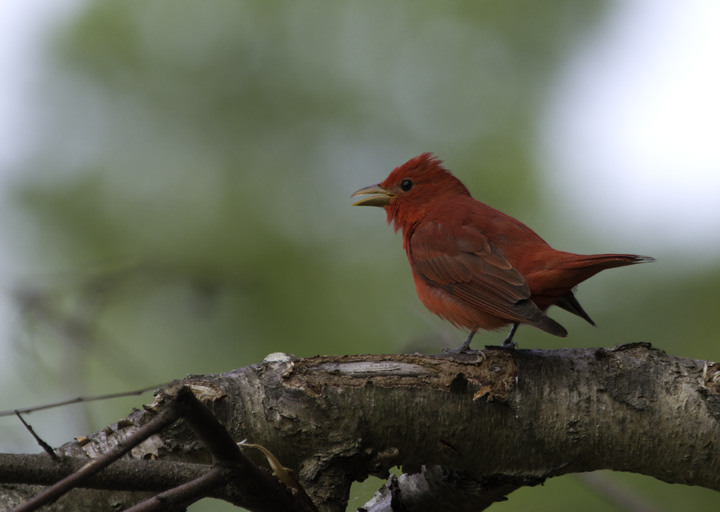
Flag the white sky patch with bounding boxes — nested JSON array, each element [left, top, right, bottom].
[[0, 0, 85, 179], [541, 0, 720, 255], [0, 0, 86, 381]]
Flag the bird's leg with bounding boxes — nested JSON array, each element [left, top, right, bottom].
[[501, 323, 519, 348], [457, 329, 477, 353]]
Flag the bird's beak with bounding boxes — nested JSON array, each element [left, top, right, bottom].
[[351, 183, 394, 207]]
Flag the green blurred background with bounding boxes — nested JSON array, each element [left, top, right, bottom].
[[1, 1, 718, 510]]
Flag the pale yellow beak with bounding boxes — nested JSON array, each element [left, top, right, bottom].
[[351, 184, 394, 207]]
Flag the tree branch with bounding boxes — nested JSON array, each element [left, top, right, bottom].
[[0, 454, 209, 491], [12, 395, 183, 512], [1, 344, 718, 511]]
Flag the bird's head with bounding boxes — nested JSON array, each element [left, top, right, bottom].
[[352, 153, 470, 231]]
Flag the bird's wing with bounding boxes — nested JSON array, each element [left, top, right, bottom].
[[409, 221, 549, 326]]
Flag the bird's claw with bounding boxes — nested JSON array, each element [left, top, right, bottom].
[[443, 346, 486, 362]]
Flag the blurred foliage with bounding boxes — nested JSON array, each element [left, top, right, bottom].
[[2, 0, 718, 510]]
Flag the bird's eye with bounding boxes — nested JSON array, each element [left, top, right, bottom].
[[400, 179, 414, 192]]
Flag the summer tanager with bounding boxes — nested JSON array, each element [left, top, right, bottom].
[[352, 153, 653, 351]]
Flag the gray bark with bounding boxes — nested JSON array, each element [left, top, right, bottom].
[[1, 344, 718, 511]]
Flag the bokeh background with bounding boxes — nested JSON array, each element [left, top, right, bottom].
[[1, 1, 719, 511]]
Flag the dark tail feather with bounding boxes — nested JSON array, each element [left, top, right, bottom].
[[552, 253, 653, 326], [534, 313, 568, 338], [543, 316, 568, 338], [556, 291, 596, 326]]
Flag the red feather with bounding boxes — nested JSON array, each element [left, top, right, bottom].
[[352, 153, 653, 350]]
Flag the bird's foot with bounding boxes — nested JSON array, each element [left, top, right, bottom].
[[443, 345, 485, 363], [443, 330, 485, 360], [500, 323, 519, 349], [447, 329, 476, 353]]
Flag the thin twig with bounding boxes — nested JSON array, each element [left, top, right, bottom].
[[14, 412, 57, 460], [13, 399, 183, 512], [123, 466, 228, 512], [0, 453, 210, 491], [13, 386, 318, 512], [0, 383, 168, 417]]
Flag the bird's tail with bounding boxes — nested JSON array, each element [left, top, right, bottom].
[[537, 253, 653, 330], [555, 291, 596, 326], [561, 253, 655, 270], [550, 252, 654, 317], [536, 314, 568, 338]]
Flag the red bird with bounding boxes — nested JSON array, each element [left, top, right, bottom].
[[352, 153, 653, 351]]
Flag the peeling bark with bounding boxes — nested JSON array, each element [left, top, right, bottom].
[[1, 344, 718, 511]]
